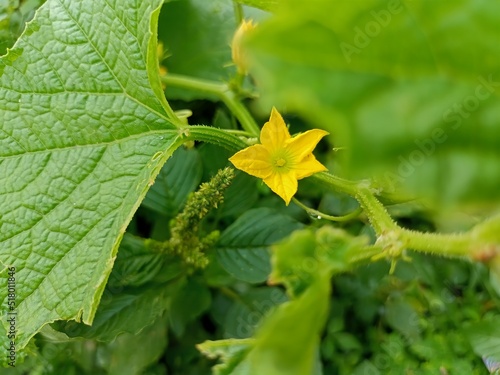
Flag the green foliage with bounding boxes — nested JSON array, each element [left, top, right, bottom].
[[216, 207, 303, 283], [1, 0, 499, 374]]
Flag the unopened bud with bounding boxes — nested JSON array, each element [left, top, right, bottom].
[[231, 19, 257, 75]]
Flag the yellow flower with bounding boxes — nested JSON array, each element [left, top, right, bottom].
[[229, 108, 329, 205], [231, 19, 257, 75]]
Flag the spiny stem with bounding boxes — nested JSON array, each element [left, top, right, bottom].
[[399, 229, 474, 257], [354, 186, 398, 234], [308, 171, 489, 259], [184, 125, 248, 151]]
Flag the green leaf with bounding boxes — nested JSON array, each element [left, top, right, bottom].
[[142, 146, 203, 216], [168, 277, 211, 337], [99, 316, 168, 375], [197, 339, 254, 375], [52, 284, 172, 341], [235, 0, 278, 12], [464, 316, 500, 364], [246, 0, 500, 206], [384, 298, 420, 341], [216, 208, 303, 283], [222, 287, 287, 338], [270, 226, 371, 297], [233, 276, 330, 375], [107, 234, 183, 288], [218, 171, 259, 218], [0, 0, 181, 355], [200, 277, 329, 375]]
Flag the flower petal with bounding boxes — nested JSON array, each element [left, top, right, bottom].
[[285, 128, 329, 161], [263, 172, 298, 205], [294, 154, 327, 180], [229, 144, 273, 179], [260, 107, 291, 151]]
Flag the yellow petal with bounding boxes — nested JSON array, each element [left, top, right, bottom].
[[260, 107, 291, 151], [229, 144, 273, 179], [285, 128, 329, 161], [263, 172, 298, 205], [294, 154, 327, 180]]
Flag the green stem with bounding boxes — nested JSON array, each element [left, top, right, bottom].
[[185, 125, 248, 152], [400, 229, 473, 257], [292, 198, 362, 222], [308, 171, 480, 259], [355, 187, 398, 234], [233, 1, 244, 24], [161, 74, 260, 137], [309, 172, 359, 196]]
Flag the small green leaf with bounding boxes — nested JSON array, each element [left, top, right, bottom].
[[169, 277, 212, 337], [270, 226, 371, 297], [52, 284, 172, 342], [197, 339, 254, 375], [100, 317, 168, 375], [218, 172, 259, 218], [222, 287, 287, 338], [216, 208, 303, 283], [142, 147, 203, 216], [465, 316, 500, 364], [384, 298, 420, 341], [108, 234, 183, 288]]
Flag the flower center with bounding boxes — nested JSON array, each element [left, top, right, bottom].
[[275, 158, 286, 167], [270, 150, 294, 174]]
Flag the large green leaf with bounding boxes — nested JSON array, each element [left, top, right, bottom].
[[0, 0, 181, 356], [246, 0, 500, 206]]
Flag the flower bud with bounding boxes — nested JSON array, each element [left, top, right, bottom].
[[231, 19, 256, 75]]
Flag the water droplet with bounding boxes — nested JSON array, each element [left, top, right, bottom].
[[308, 213, 321, 220], [159, 136, 164, 140]]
